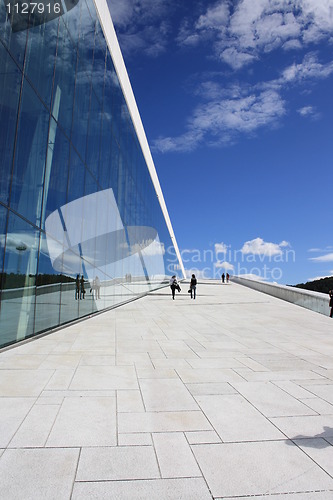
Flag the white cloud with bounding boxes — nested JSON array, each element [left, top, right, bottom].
[[214, 242, 228, 257], [177, 21, 202, 47], [308, 246, 333, 252], [236, 273, 267, 281], [310, 253, 333, 262], [297, 105, 321, 119], [219, 47, 256, 70], [154, 88, 285, 152], [297, 105, 315, 116], [281, 53, 333, 83], [154, 49, 333, 153], [282, 39, 302, 50], [215, 261, 234, 271], [196, 2, 230, 30], [241, 237, 290, 256], [187, 0, 333, 70], [153, 130, 203, 153]]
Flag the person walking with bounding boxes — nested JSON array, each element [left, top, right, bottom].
[[169, 275, 178, 300], [80, 275, 86, 299], [226, 273, 230, 283], [329, 290, 333, 318], [221, 273, 225, 283], [190, 274, 197, 300], [75, 274, 80, 300], [94, 276, 101, 299]]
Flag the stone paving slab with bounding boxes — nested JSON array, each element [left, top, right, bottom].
[[1, 281, 333, 499], [72, 477, 213, 499]]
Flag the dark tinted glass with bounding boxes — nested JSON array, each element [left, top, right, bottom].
[[9, 78, 50, 227], [0, 43, 22, 205]]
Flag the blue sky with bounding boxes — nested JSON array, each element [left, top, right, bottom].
[[108, 0, 333, 285]]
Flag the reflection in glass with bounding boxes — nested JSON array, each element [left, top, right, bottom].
[[85, 89, 102, 180], [41, 119, 70, 228], [9, 78, 50, 227], [0, 213, 39, 345], [0, 205, 8, 290], [0, 43, 23, 205], [53, 18, 77, 138], [35, 232, 62, 333], [0, 0, 181, 349], [44, 188, 166, 308], [0, 4, 28, 68], [25, 15, 59, 108]]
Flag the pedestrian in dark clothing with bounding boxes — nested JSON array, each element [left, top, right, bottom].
[[221, 273, 225, 283], [190, 274, 197, 300], [75, 274, 80, 300], [226, 273, 230, 283], [329, 290, 333, 318], [80, 275, 86, 299], [169, 275, 178, 300]]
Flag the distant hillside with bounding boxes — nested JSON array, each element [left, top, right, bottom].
[[292, 276, 333, 295]]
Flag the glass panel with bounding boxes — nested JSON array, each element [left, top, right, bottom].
[[60, 0, 80, 41], [0, 43, 22, 205], [70, 65, 91, 159], [109, 134, 119, 199], [0, 204, 8, 289], [34, 232, 62, 333], [59, 146, 84, 324], [78, 171, 98, 316], [52, 18, 77, 138], [85, 89, 101, 180], [103, 53, 114, 125], [0, 0, 182, 348], [78, 0, 95, 77], [0, 0, 5, 23], [10, 78, 50, 227], [99, 111, 112, 189], [59, 255, 80, 324], [104, 53, 121, 145], [70, 0, 95, 154], [0, 3, 28, 69], [41, 120, 70, 228], [0, 212, 39, 346], [67, 145, 85, 203], [91, 24, 106, 100], [24, 15, 59, 108]]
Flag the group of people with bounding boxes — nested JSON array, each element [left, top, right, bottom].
[[75, 274, 86, 300], [170, 274, 197, 300], [170, 271, 232, 300], [221, 273, 230, 283], [75, 275, 101, 300]]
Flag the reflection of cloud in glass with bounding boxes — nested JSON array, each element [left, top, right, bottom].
[[131, 239, 165, 256], [44, 188, 166, 281], [0, 233, 36, 253]]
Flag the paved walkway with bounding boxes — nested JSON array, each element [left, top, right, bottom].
[[1, 281, 333, 499]]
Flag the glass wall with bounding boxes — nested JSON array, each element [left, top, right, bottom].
[[0, 0, 181, 348]]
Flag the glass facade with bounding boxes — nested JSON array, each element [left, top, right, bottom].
[[0, 0, 183, 349]]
